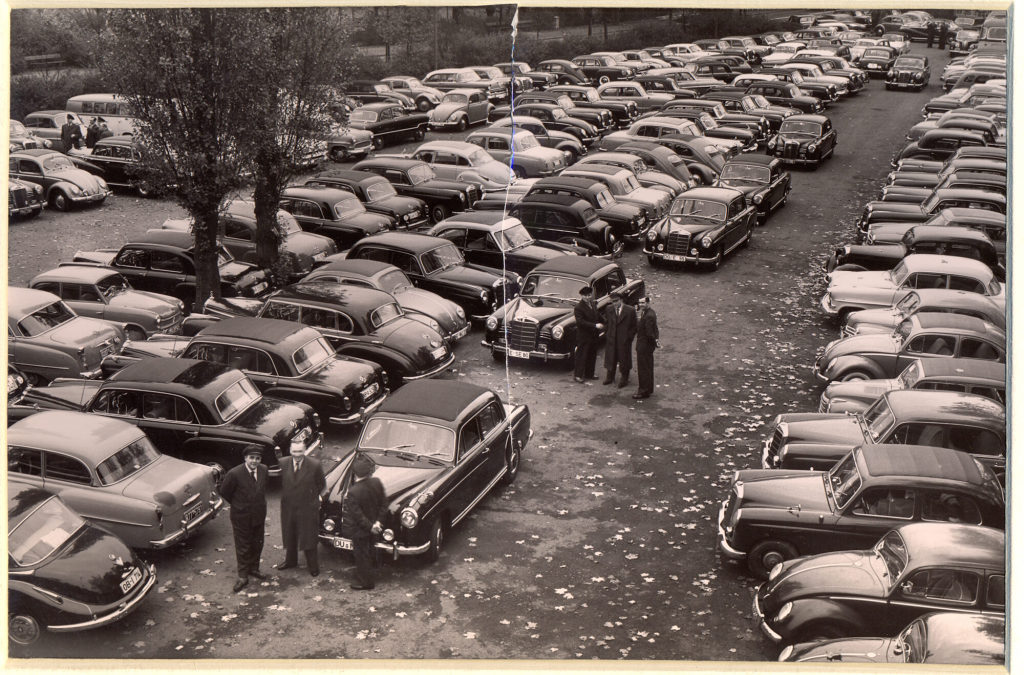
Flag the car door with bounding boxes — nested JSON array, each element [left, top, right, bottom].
[[111, 246, 151, 290], [449, 410, 494, 524], [891, 567, 985, 624], [148, 249, 193, 298], [485, 135, 512, 164], [899, 331, 958, 369], [37, 450, 116, 526], [468, 92, 489, 123], [281, 198, 328, 233], [296, 305, 356, 350], [57, 282, 106, 321], [136, 391, 201, 454], [221, 219, 257, 262], [831, 486, 918, 552]]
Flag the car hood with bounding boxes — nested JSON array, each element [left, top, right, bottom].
[[430, 101, 469, 121], [342, 212, 393, 232], [374, 460, 447, 507], [846, 307, 902, 331], [393, 287, 465, 327], [374, 318, 446, 365], [665, 215, 726, 236], [828, 269, 897, 291], [786, 637, 893, 663], [284, 231, 337, 257], [369, 194, 424, 215], [42, 317, 122, 349], [766, 551, 886, 604], [331, 128, 374, 143], [735, 471, 829, 512], [119, 455, 216, 512], [504, 295, 573, 324], [422, 178, 475, 193], [824, 379, 899, 405], [779, 416, 864, 445], [51, 168, 108, 192], [108, 290, 181, 315], [23, 380, 102, 410], [434, 264, 502, 288], [825, 333, 901, 360], [305, 355, 380, 393], [777, 133, 820, 146]]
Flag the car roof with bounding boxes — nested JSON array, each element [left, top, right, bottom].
[[679, 186, 745, 201], [112, 357, 239, 390], [275, 281, 395, 311], [353, 231, 452, 253], [355, 157, 427, 171], [9, 410, 146, 460], [519, 193, 592, 209], [439, 210, 516, 228], [858, 444, 988, 485], [564, 164, 631, 178], [311, 169, 384, 186], [918, 614, 1004, 662], [94, 135, 135, 148], [917, 358, 1005, 382], [531, 256, 617, 278], [882, 389, 1005, 425], [901, 254, 996, 278], [909, 312, 1001, 336], [377, 380, 492, 423], [31, 266, 120, 285], [442, 88, 483, 97], [8, 286, 61, 316], [197, 317, 319, 347], [785, 113, 829, 123], [908, 288, 1004, 314], [133, 229, 195, 250], [357, 102, 402, 113], [312, 258, 393, 277], [897, 522, 1004, 570], [12, 148, 61, 158], [533, 176, 603, 192], [582, 151, 643, 164], [283, 184, 356, 201], [8, 482, 59, 526], [907, 225, 993, 244], [724, 154, 777, 167]]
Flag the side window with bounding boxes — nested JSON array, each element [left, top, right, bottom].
[[465, 229, 490, 251], [487, 137, 508, 151], [437, 228, 467, 247], [986, 575, 1005, 608], [968, 386, 1004, 404], [8, 446, 43, 476], [915, 381, 967, 393], [477, 400, 505, 436], [43, 453, 93, 485], [959, 338, 1001, 361], [150, 251, 188, 274], [223, 221, 253, 241], [92, 389, 141, 417], [19, 160, 42, 174], [606, 269, 626, 293], [889, 423, 947, 447], [383, 170, 407, 184], [225, 345, 273, 374], [908, 272, 947, 289], [143, 393, 177, 420], [352, 246, 392, 264], [415, 151, 435, 163], [183, 341, 229, 363], [114, 247, 149, 269], [917, 334, 956, 356], [335, 312, 354, 334], [592, 275, 609, 299], [903, 569, 979, 604], [948, 276, 986, 293], [949, 427, 1003, 457], [31, 281, 60, 295], [261, 301, 300, 322], [391, 252, 420, 274], [850, 487, 915, 518], [299, 307, 336, 331], [458, 416, 483, 458]]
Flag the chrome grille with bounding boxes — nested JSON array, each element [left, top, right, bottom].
[[507, 318, 538, 351], [11, 187, 27, 208], [665, 232, 691, 256], [769, 427, 784, 458], [721, 491, 738, 532], [784, 142, 799, 159], [898, 72, 912, 83]]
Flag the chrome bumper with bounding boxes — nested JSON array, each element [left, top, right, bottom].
[[48, 564, 157, 633], [403, 352, 456, 381], [753, 586, 783, 642], [320, 533, 431, 559], [482, 340, 572, 361], [328, 391, 387, 425], [716, 501, 746, 560], [149, 496, 223, 548]]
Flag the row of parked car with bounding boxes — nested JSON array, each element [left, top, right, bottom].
[[715, 45, 1005, 664]]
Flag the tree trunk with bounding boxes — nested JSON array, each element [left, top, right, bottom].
[[193, 207, 223, 310], [252, 154, 283, 272]]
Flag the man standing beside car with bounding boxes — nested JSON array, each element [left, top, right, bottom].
[[573, 286, 604, 383], [343, 455, 387, 590], [603, 291, 637, 389], [633, 296, 661, 400], [60, 114, 83, 153], [277, 441, 326, 577], [219, 445, 269, 593]]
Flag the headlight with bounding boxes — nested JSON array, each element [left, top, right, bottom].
[[775, 602, 793, 622], [807, 143, 818, 152], [887, 69, 895, 78], [914, 73, 923, 80], [68, 185, 83, 195], [700, 236, 713, 248], [458, 192, 467, 204], [323, 518, 336, 533], [97, 178, 109, 189], [479, 289, 490, 303], [552, 325, 564, 340], [647, 230, 658, 241], [428, 318, 441, 333], [769, 563, 783, 581], [382, 528, 395, 542], [456, 306, 466, 319], [486, 316, 498, 331], [400, 508, 418, 529], [752, 194, 763, 205], [778, 645, 794, 662]]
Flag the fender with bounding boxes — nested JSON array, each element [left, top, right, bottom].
[[778, 443, 857, 471], [43, 179, 83, 202], [334, 344, 409, 384], [826, 355, 888, 381], [780, 598, 865, 638], [688, 163, 718, 185]]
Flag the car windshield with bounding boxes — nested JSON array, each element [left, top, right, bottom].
[[9, 496, 86, 566], [777, 44, 800, 53], [521, 274, 586, 300], [670, 197, 727, 222], [216, 245, 235, 265], [896, 619, 928, 664], [872, 529, 909, 585], [720, 163, 770, 184], [365, 181, 397, 202], [96, 435, 161, 486], [515, 134, 540, 151], [895, 290, 921, 315], [42, 155, 75, 172], [350, 110, 379, 123], [334, 198, 366, 218], [408, 165, 436, 184], [549, 108, 567, 120], [18, 301, 76, 336], [377, 269, 414, 294], [369, 302, 404, 328], [442, 93, 468, 105], [784, 70, 806, 84], [97, 273, 131, 298], [889, 260, 910, 286], [896, 57, 926, 69], [214, 376, 261, 422], [861, 397, 896, 442], [826, 450, 862, 508], [896, 360, 924, 389], [751, 95, 772, 108], [466, 147, 493, 165], [856, 40, 877, 47], [11, 120, 27, 134], [865, 49, 892, 59], [292, 336, 335, 374], [496, 223, 535, 250], [359, 416, 456, 462], [421, 243, 464, 273]]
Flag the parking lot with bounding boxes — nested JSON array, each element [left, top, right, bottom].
[[8, 46, 964, 661]]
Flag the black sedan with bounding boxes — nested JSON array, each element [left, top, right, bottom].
[[644, 187, 756, 268], [716, 155, 791, 224], [352, 157, 481, 224], [346, 102, 429, 150], [71, 136, 162, 195], [768, 114, 838, 168], [858, 46, 898, 75], [8, 484, 156, 647], [305, 170, 429, 230], [886, 55, 930, 91], [319, 380, 531, 562], [279, 185, 393, 250]]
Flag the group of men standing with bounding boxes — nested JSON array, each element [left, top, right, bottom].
[[573, 288, 660, 400]]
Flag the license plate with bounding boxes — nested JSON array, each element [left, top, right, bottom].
[[451, 325, 470, 340], [431, 346, 447, 360], [361, 382, 379, 399], [508, 349, 530, 359], [120, 567, 143, 594], [332, 538, 353, 550], [252, 282, 268, 295], [662, 254, 687, 262], [183, 503, 203, 523]]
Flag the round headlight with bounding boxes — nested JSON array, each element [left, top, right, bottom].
[[479, 289, 490, 303], [752, 194, 763, 204], [323, 518, 336, 533], [456, 306, 466, 319], [769, 563, 783, 581], [778, 645, 794, 662], [429, 339, 441, 349], [700, 236, 713, 248], [382, 528, 395, 542], [775, 602, 793, 622], [68, 185, 83, 195], [97, 178, 109, 189], [486, 316, 498, 331], [808, 143, 818, 152], [552, 325, 564, 340], [400, 507, 418, 529], [428, 318, 441, 333], [647, 230, 658, 241]]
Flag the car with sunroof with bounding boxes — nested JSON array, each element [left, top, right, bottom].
[[841, 288, 1005, 337]]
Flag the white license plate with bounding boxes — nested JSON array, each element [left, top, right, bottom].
[[451, 325, 470, 340], [183, 503, 203, 523], [332, 538, 353, 550], [361, 382, 379, 399], [431, 346, 447, 360], [120, 567, 143, 594], [662, 254, 687, 262], [252, 282, 268, 295], [507, 349, 530, 359]]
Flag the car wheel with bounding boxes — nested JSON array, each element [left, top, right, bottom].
[[9, 612, 41, 646], [417, 98, 432, 112], [839, 370, 872, 382], [598, 75, 611, 85], [748, 540, 798, 579], [22, 371, 49, 387], [50, 190, 70, 212], [501, 443, 521, 485], [329, 147, 347, 162], [513, 165, 526, 179], [413, 126, 426, 141], [126, 326, 147, 342], [371, 135, 384, 151], [874, 25, 885, 36], [429, 204, 450, 224], [456, 116, 468, 132], [426, 518, 445, 563], [135, 183, 151, 197]]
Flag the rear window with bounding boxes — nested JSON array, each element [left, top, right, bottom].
[[9, 497, 85, 566], [96, 436, 161, 486]]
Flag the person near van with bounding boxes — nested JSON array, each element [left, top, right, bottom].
[[61, 114, 83, 152], [97, 118, 114, 142]]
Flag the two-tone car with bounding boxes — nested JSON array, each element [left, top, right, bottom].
[[352, 157, 480, 224], [319, 380, 530, 561], [644, 187, 755, 268], [345, 102, 428, 150], [8, 411, 223, 549], [841, 288, 1005, 337], [10, 149, 111, 211], [465, 127, 567, 178], [715, 155, 791, 224]]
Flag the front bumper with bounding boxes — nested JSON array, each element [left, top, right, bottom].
[[71, 188, 113, 205], [48, 564, 157, 633], [149, 496, 224, 548], [428, 119, 465, 130], [886, 79, 926, 89], [753, 586, 784, 643], [10, 202, 44, 216], [481, 339, 572, 361], [775, 154, 822, 166], [328, 389, 388, 425], [446, 323, 471, 343], [646, 248, 718, 265], [320, 533, 431, 559], [716, 501, 746, 560]]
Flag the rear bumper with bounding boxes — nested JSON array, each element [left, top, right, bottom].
[[149, 496, 224, 548]]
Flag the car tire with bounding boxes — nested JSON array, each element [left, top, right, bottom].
[[709, 245, 724, 270], [456, 116, 468, 132], [413, 126, 426, 141], [8, 611, 41, 646], [371, 136, 384, 151], [417, 98, 432, 112], [513, 165, 526, 179], [329, 147, 347, 162], [501, 442, 521, 485], [50, 190, 71, 212], [426, 518, 445, 563], [748, 540, 798, 579], [838, 370, 872, 382], [598, 75, 611, 85], [429, 204, 450, 224]]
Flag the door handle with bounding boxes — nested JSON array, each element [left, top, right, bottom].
[[186, 430, 199, 437]]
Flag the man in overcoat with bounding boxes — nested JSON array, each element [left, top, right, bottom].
[[573, 286, 605, 382], [633, 296, 661, 399], [343, 455, 387, 590], [219, 445, 269, 592], [277, 440, 326, 576], [603, 291, 637, 388]]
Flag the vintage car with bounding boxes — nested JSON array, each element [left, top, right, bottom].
[[378, 76, 444, 112], [653, 106, 759, 152], [28, 266, 184, 340], [885, 55, 930, 91], [342, 80, 417, 109], [9, 149, 111, 211], [482, 257, 643, 363], [893, 145, 1005, 173], [352, 157, 480, 224], [7, 483, 156, 646], [886, 157, 1006, 189], [319, 380, 530, 561], [859, 46, 899, 75], [17, 358, 322, 474], [68, 136, 160, 195], [821, 255, 1004, 319], [535, 60, 593, 86], [572, 152, 687, 196], [720, 446, 1004, 580], [775, 63, 850, 98], [640, 68, 723, 97], [491, 99, 603, 143], [744, 81, 823, 114], [618, 138, 726, 186], [510, 194, 622, 258], [790, 56, 867, 92], [9, 176, 46, 219], [763, 40, 808, 65], [421, 68, 506, 100], [9, 119, 51, 151], [819, 358, 1005, 415], [780, 612, 1005, 665], [842, 288, 1005, 337], [595, 81, 674, 114], [644, 187, 755, 268], [547, 84, 638, 127], [908, 115, 1003, 148], [426, 211, 579, 277], [469, 65, 532, 100], [8, 287, 125, 385], [596, 116, 703, 153], [891, 129, 990, 167], [753, 523, 1005, 643], [949, 29, 982, 56], [278, 185, 393, 250], [659, 99, 771, 145], [814, 313, 1006, 383], [494, 61, 558, 89], [761, 390, 1006, 472], [8, 411, 222, 549], [715, 155, 791, 224], [611, 141, 699, 187], [301, 258, 469, 343], [591, 50, 656, 73], [880, 171, 1005, 205], [305, 170, 428, 230], [103, 318, 389, 424], [409, 140, 514, 191], [345, 103, 428, 150], [570, 54, 636, 85], [751, 70, 838, 105], [72, 230, 271, 312], [488, 116, 584, 164], [161, 200, 337, 280], [426, 89, 493, 132], [21, 110, 86, 146], [345, 232, 520, 319], [326, 124, 374, 163], [830, 226, 1002, 281], [465, 127, 567, 178], [562, 164, 672, 223], [768, 114, 837, 168], [856, 190, 1005, 240], [524, 175, 649, 242]]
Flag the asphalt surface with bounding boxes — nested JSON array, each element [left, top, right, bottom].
[[8, 46, 953, 663]]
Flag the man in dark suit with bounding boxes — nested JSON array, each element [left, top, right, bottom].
[[343, 455, 387, 590], [277, 441, 326, 577], [633, 296, 661, 400], [219, 445, 269, 593], [573, 286, 605, 383], [603, 291, 637, 388]]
